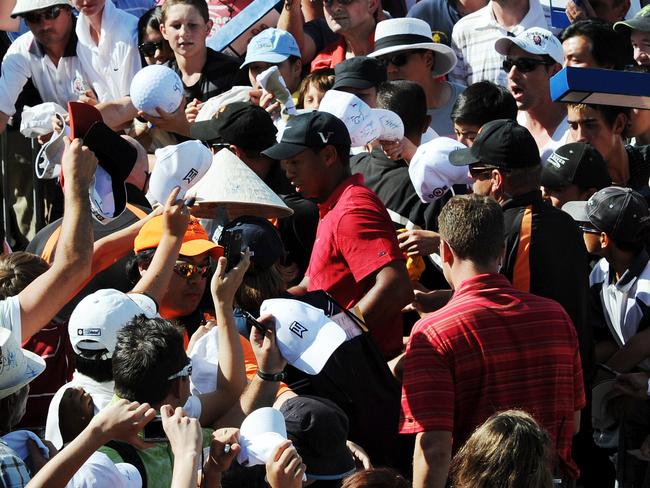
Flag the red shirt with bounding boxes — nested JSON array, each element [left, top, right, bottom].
[[400, 273, 585, 479], [310, 34, 375, 72], [306, 174, 405, 358]]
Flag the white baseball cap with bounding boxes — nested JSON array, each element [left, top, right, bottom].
[[259, 298, 346, 375], [409, 137, 473, 203], [494, 28, 563, 64], [146, 140, 212, 207], [67, 452, 142, 488], [69, 289, 157, 358], [318, 90, 404, 147], [0, 328, 46, 400], [11, 0, 72, 17], [237, 407, 288, 467]]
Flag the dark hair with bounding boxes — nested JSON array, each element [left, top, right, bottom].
[[438, 194, 505, 267], [341, 468, 410, 488], [0, 252, 49, 299], [297, 68, 335, 108], [75, 351, 114, 383], [451, 81, 517, 127], [161, 0, 209, 24], [137, 6, 163, 42], [567, 103, 630, 129], [377, 80, 428, 141], [112, 316, 187, 405], [559, 19, 633, 69], [125, 249, 155, 287]]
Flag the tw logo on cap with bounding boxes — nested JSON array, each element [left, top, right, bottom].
[[183, 168, 199, 184], [77, 328, 102, 337], [289, 321, 308, 338]]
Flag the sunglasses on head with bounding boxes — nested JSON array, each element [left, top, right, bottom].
[[323, 0, 355, 7], [23, 5, 64, 24], [502, 57, 554, 73], [378, 51, 423, 68], [173, 261, 211, 279], [138, 41, 164, 57]]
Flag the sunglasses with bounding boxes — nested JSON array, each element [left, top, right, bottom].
[[378, 51, 421, 68], [173, 261, 211, 279], [323, 0, 355, 7], [138, 41, 164, 57], [23, 5, 64, 24], [167, 358, 192, 380], [502, 57, 554, 73]]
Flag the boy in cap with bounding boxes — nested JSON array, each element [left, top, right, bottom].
[[331, 56, 387, 108], [614, 5, 650, 68], [542, 142, 611, 208]]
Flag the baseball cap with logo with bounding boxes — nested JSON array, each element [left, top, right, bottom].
[[134, 216, 224, 258], [332, 57, 387, 90], [262, 111, 351, 161], [409, 137, 474, 203], [0, 328, 46, 400], [146, 140, 212, 206], [69, 289, 157, 358], [221, 216, 284, 270], [541, 142, 610, 190], [11, 0, 72, 17], [615, 4, 650, 33], [495, 27, 563, 64], [449, 119, 541, 169], [562, 186, 650, 243], [190, 102, 277, 150], [241, 28, 301, 68], [260, 298, 346, 375]]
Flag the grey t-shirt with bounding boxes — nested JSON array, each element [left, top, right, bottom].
[[427, 81, 465, 137]]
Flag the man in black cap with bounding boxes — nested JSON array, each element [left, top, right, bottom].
[[331, 56, 387, 108], [263, 111, 413, 360], [542, 142, 611, 209], [450, 118, 593, 387], [190, 102, 319, 278]]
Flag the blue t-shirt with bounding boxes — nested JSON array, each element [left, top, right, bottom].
[[407, 0, 460, 46]]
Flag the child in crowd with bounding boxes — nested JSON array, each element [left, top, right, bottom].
[[296, 68, 335, 110]]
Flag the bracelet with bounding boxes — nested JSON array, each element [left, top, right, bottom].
[[257, 369, 286, 382]]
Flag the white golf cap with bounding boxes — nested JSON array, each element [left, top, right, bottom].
[[260, 298, 347, 375], [66, 452, 142, 488], [409, 137, 473, 202], [237, 407, 288, 467], [495, 27, 563, 64], [0, 328, 45, 401], [146, 140, 212, 207], [318, 90, 404, 147], [369, 18, 457, 77], [69, 289, 157, 359], [11, 0, 72, 17]]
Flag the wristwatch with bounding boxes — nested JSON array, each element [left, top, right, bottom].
[[257, 369, 287, 382]]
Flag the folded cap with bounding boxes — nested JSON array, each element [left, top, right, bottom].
[[11, 0, 72, 17], [221, 216, 284, 269], [237, 407, 288, 467], [614, 4, 650, 33], [495, 27, 563, 64], [542, 142, 610, 190], [20, 102, 67, 138], [69, 289, 157, 359], [0, 328, 45, 401], [68, 101, 102, 141], [449, 119, 541, 169], [280, 396, 356, 480], [262, 111, 351, 161], [409, 137, 473, 202], [66, 452, 143, 488], [134, 216, 224, 258], [260, 298, 346, 375], [146, 140, 212, 206], [332, 57, 387, 90], [562, 186, 650, 243], [190, 102, 277, 150], [369, 18, 457, 77], [35, 112, 67, 180], [241, 28, 301, 68]]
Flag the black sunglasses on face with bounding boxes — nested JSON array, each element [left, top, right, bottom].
[[139, 41, 164, 57], [23, 5, 64, 24], [378, 51, 423, 68], [502, 57, 554, 73]]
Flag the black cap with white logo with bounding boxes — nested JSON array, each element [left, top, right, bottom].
[[262, 111, 351, 161], [542, 142, 610, 190]]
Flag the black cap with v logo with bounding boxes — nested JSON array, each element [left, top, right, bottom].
[[262, 111, 351, 161]]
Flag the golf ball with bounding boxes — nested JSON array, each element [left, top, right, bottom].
[[130, 65, 184, 117]]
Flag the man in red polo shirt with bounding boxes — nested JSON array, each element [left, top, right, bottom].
[[262, 111, 413, 359], [401, 194, 585, 488]]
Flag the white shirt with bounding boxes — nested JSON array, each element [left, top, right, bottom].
[[518, 111, 569, 163], [0, 296, 22, 343], [76, 0, 141, 102], [449, 0, 549, 87], [0, 31, 90, 117]]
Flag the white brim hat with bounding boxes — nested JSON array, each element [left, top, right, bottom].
[[494, 27, 563, 65], [237, 407, 288, 466], [369, 18, 457, 77], [11, 0, 73, 17], [0, 328, 46, 401]]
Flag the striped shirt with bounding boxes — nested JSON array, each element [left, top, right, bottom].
[[400, 273, 585, 479], [449, 0, 549, 87]]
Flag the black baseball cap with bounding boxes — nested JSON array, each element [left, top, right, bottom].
[[542, 142, 611, 190], [262, 111, 351, 160], [190, 102, 277, 151], [332, 56, 387, 90], [563, 186, 650, 243], [221, 216, 284, 269], [449, 119, 541, 169]]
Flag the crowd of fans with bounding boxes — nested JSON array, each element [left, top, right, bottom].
[[1, 0, 650, 486]]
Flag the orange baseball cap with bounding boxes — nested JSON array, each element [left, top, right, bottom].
[[134, 216, 223, 258]]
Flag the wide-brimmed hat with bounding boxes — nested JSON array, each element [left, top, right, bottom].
[[0, 328, 46, 400], [369, 18, 457, 77]]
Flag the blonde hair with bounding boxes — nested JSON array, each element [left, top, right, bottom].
[[450, 410, 554, 488]]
